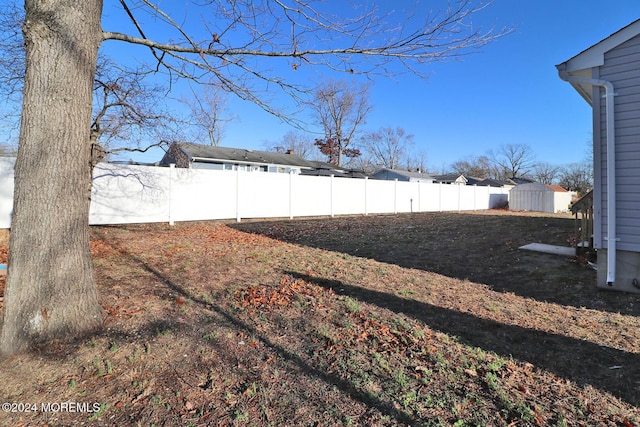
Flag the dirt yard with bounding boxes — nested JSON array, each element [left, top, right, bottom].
[[0, 210, 639, 426]]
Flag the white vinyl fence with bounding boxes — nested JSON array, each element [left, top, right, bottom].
[[0, 159, 509, 228]]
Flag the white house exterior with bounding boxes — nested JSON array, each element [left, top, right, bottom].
[[509, 183, 571, 213], [557, 19, 640, 292], [371, 168, 435, 183]]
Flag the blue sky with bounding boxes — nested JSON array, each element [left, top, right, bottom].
[[192, 1, 637, 172], [5, 1, 640, 172]]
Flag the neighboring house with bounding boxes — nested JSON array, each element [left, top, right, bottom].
[[300, 167, 368, 179], [371, 168, 434, 183], [161, 142, 324, 174], [557, 18, 640, 292], [432, 173, 467, 185], [509, 183, 572, 214], [475, 178, 517, 189], [510, 177, 535, 185]]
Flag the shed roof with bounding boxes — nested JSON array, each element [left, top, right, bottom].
[[511, 182, 568, 192], [556, 19, 640, 104]]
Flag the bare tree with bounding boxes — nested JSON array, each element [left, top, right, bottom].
[[558, 162, 593, 195], [309, 79, 372, 166], [2, 0, 105, 356], [532, 162, 561, 185], [405, 149, 429, 173], [91, 58, 180, 164], [265, 131, 317, 159], [348, 151, 377, 174], [0, 3, 23, 103], [491, 144, 536, 180], [0, 3, 26, 141], [450, 154, 493, 179], [183, 84, 235, 147], [2, 0, 509, 355], [0, 6, 180, 165], [361, 127, 415, 170]]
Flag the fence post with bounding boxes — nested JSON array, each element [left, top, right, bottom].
[[236, 167, 241, 222], [330, 174, 335, 218], [394, 179, 398, 214], [364, 176, 368, 216], [168, 164, 175, 226], [473, 184, 477, 211], [289, 170, 294, 219]]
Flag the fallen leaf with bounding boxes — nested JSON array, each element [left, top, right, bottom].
[[464, 368, 478, 377]]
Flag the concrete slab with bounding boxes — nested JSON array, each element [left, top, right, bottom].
[[519, 243, 575, 257]]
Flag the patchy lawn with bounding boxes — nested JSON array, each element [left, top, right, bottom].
[[0, 211, 639, 426]]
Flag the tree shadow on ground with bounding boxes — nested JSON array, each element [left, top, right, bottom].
[[109, 251, 416, 424], [232, 213, 636, 315], [286, 271, 640, 407]]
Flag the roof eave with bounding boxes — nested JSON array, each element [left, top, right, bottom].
[[559, 19, 640, 72], [190, 156, 313, 169], [556, 66, 594, 105], [556, 19, 640, 105]]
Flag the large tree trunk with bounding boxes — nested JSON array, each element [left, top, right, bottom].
[[0, 0, 105, 356]]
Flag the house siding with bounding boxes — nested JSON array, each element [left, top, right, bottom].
[[596, 34, 640, 251]]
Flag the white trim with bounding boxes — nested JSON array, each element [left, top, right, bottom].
[[561, 19, 640, 73]]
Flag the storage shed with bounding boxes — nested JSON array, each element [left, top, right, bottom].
[[509, 183, 571, 213]]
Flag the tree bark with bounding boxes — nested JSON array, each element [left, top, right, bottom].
[[0, 0, 105, 356]]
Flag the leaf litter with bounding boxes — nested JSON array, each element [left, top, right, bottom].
[[0, 213, 639, 426]]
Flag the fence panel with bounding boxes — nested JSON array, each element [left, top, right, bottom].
[[365, 179, 396, 214], [90, 163, 170, 225], [170, 168, 237, 222], [291, 174, 332, 217], [0, 157, 14, 229], [0, 160, 511, 228], [237, 171, 291, 219], [395, 181, 420, 213], [333, 176, 368, 216]]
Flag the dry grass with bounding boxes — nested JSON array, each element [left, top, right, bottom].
[[0, 210, 639, 426]]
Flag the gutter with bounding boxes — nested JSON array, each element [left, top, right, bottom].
[[557, 66, 617, 285]]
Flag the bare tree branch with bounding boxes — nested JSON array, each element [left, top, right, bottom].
[[101, 0, 510, 122], [361, 127, 415, 170], [182, 83, 236, 146]]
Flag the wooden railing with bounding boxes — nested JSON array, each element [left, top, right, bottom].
[[570, 190, 593, 257]]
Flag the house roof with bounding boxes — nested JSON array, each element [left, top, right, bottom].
[[510, 177, 535, 185], [432, 173, 466, 183], [172, 142, 321, 169], [372, 168, 434, 181], [546, 184, 568, 193], [556, 19, 640, 104], [476, 178, 514, 187], [301, 168, 367, 179]]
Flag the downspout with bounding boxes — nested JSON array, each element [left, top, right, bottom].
[[558, 66, 617, 285]]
